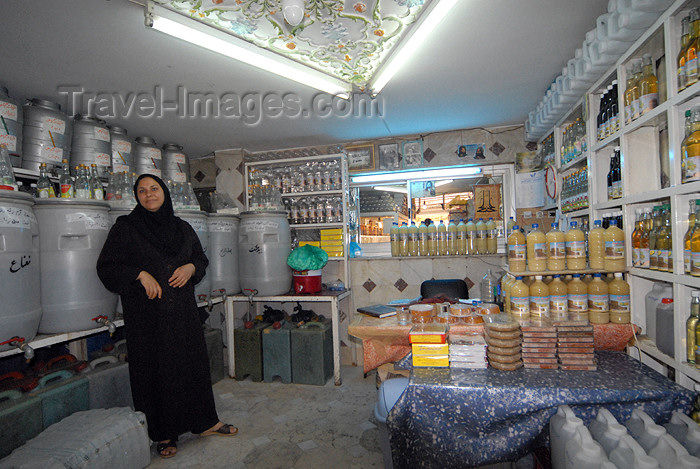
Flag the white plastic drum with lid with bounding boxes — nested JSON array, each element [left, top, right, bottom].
[[0, 191, 41, 351], [34, 199, 116, 333], [207, 213, 239, 297], [176, 210, 211, 302], [238, 211, 292, 296]]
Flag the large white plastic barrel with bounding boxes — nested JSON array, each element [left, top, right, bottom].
[[161, 143, 189, 183], [238, 211, 292, 296], [70, 115, 111, 178], [133, 136, 161, 178], [0, 191, 41, 351], [34, 199, 116, 333], [21, 98, 72, 172], [207, 213, 239, 296], [0, 84, 23, 167], [176, 210, 210, 302], [109, 126, 133, 174]]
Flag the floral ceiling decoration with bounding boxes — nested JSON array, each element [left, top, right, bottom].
[[154, 0, 431, 89]]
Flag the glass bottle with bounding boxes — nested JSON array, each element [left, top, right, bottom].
[[686, 8, 700, 88], [612, 147, 622, 199], [623, 67, 635, 126], [399, 222, 409, 257], [90, 164, 104, 200], [681, 109, 693, 182], [687, 291, 700, 364], [427, 220, 438, 256], [684, 106, 700, 183], [390, 222, 400, 257], [679, 15, 691, 92], [437, 220, 448, 256], [639, 207, 652, 269], [655, 205, 672, 272], [59, 159, 74, 198], [36, 162, 52, 199], [631, 208, 644, 268], [649, 205, 662, 270], [609, 80, 619, 135], [474, 218, 486, 255], [639, 54, 659, 115], [631, 59, 643, 122], [684, 200, 698, 274], [418, 221, 429, 256]]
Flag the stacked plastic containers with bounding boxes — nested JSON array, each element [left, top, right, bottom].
[[0, 84, 23, 166]]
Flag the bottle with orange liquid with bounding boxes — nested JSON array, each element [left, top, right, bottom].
[[588, 273, 610, 324], [549, 274, 568, 319], [567, 273, 588, 318], [546, 222, 566, 271], [608, 273, 630, 324], [566, 221, 587, 270], [604, 219, 626, 272], [507, 225, 526, 272], [527, 223, 547, 272], [529, 275, 550, 318]]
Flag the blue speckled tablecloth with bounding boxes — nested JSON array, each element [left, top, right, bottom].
[[386, 351, 695, 469]]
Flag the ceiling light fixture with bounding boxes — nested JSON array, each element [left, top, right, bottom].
[[282, 0, 305, 27], [351, 166, 480, 184], [145, 2, 351, 97], [373, 185, 408, 194], [369, 0, 458, 94]]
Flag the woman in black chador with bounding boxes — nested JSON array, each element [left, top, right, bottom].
[[97, 174, 237, 459]]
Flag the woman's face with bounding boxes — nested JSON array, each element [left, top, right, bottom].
[[136, 177, 165, 212]]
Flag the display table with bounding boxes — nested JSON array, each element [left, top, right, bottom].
[[224, 290, 350, 385], [387, 351, 695, 468], [348, 314, 640, 373]]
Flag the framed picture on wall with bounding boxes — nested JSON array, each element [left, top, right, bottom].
[[378, 143, 401, 170], [402, 140, 423, 169], [346, 144, 375, 172]]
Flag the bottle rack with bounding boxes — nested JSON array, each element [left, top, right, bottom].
[[537, 0, 700, 390]]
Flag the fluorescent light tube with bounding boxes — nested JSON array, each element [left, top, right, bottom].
[[147, 4, 351, 96], [370, 0, 458, 94], [352, 166, 480, 184], [373, 185, 408, 193]]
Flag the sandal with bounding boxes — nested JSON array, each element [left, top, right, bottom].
[[200, 423, 238, 437], [156, 440, 177, 459]]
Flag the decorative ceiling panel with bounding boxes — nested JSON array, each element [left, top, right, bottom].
[[155, 0, 431, 88]]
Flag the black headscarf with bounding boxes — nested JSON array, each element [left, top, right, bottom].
[[127, 173, 184, 257]]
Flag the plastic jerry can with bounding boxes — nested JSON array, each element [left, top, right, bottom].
[[664, 411, 700, 458], [647, 432, 700, 469], [625, 408, 666, 453], [550, 405, 584, 469], [564, 425, 616, 469], [655, 298, 675, 357], [608, 434, 660, 469], [204, 325, 224, 384], [645, 282, 672, 340], [589, 407, 628, 456], [234, 322, 271, 382], [291, 320, 332, 385], [0, 390, 43, 459], [262, 321, 294, 384], [28, 370, 89, 429], [82, 356, 133, 410]]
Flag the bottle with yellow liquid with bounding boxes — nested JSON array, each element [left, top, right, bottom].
[[588, 273, 610, 324], [398, 222, 408, 257], [527, 223, 547, 272], [418, 221, 429, 256], [408, 221, 419, 256], [681, 109, 693, 182], [507, 225, 526, 272], [486, 217, 497, 254], [649, 206, 662, 270], [604, 218, 626, 272], [588, 220, 606, 270], [465, 218, 476, 255], [656, 204, 673, 272], [503, 274, 514, 314], [437, 220, 447, 256], [687, 202, 700, 274], [456, 219, 466, 255], [566, 221, 587, 271], [686, 8, 700, 88], [447, 219, 458, 255], [639, 53, 658, 116], [639, 207, 652, 268], [506, 216, 516, 240], [475, 218, 487, 255], [427, 220, 438, 256], [684, 106, 700, 184], [549, 274, 568, 318], [510, 276, 530, 317], [608, 273, 630, 323], [679, 15, 691, 92], [623, 65, 635, 125], [529, 275, 550, 319], [546, 222, 566, 271], [687, 291, 700, 363], [567, 273, 588, 318], [390, 222, 400, 257], [630, 59, 643, 122], [631, 209, 644, 268]]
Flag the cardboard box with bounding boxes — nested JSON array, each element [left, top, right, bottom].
[[412, 355, 449, 367], [412, 343, 449, 356]]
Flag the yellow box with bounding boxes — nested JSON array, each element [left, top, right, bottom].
[[320, 228, 343, 236], [320, 239, 344, 247], [298, 241, 320, 247], [412, 343, 449, 356], [412, 355, 449, 367], [326, 251, 344, 257], [322, 245, 344, 252]]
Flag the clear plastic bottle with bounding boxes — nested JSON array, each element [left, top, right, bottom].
[[687, 291, 700, 364], [398, 222, 409, 257], [427, 220, 438, 256], [546, 222, 566, 271], [475, 218, 487, 255], [588, 273, 610, 324], [609, 273, 631, 324], [36, 162, 52, 199], [408, 221, 419, 256], [456, 219, 466, 255], [437, 220, 447, 256], [486, 217, 497, 254], [390, 222, 400, 257], [529, 275, 550, 318], [510, 276, 530, 317], [589, 220, 606, 270], [527, 223, 547, 272], [604, 219, 626, 272], [507, 225, 526, 272], [465, 218, 476, 255], [480, 269, 498, 303], [566, 221, 587, 270], [549, 274, 568, 318], [567, 273, 589, 317], [506, 216, 516, 240], [418, 221, 429, 256], [447, 219, 458, 255]]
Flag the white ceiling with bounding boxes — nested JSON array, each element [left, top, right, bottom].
[[0, 0, 609, 158]]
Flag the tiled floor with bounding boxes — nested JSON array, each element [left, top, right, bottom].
[[146, 365, 384, 468]]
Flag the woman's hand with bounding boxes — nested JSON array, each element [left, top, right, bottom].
[[137, 271, 162, 299], [168, 263, 195, 288]]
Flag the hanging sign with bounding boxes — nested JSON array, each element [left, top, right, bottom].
[[474, 184, 501, 220]]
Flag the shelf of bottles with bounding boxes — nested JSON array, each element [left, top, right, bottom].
[[560, 116, 588, 167], [561, 165, 589, 213], [389, 218, 499, 258]]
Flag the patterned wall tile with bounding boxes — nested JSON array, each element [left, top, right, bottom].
[[394, 278, 408, 292], [362, 279, 376, 292]]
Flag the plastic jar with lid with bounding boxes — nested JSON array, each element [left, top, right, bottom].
[[508, 225, 526, 272], [527, 223, 547, 272], [409, 304, 434, 324]]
